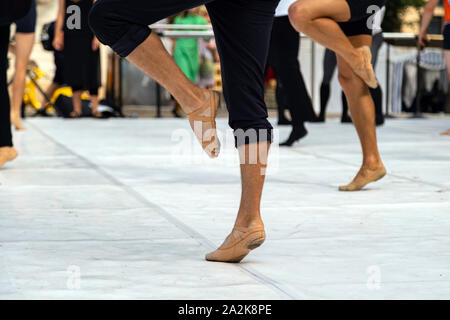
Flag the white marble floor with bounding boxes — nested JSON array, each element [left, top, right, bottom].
[[1, 117, 450, 299]]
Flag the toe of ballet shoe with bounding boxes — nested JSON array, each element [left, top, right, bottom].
[[205, 250, 249, 263], [204, 139, 220, 158], [339, 184, 360, 192]]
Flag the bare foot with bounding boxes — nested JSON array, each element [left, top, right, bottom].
[[0, 147, 18, 168], [10, 114, 26, 131], [339, 164, 386, 192], [186, 90, 221, 158], [440, 130, 450, 136], [205, 225, 266, 263], [351, 46, 378, 89]]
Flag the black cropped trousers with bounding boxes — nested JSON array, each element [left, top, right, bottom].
[[89, 0, 280, 147]]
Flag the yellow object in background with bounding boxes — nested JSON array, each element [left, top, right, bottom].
[[23, 64, 46, 110], [23, 62, 90, 112]]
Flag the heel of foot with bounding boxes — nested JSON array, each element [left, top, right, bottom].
[[247, 238, 265, 250]]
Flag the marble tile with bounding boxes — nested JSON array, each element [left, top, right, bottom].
[[1, 117, 449, 299]]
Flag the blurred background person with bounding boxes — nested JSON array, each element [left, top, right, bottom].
[[198, 6, 218, 90], [267, 0, 317, 147], [418, 0, 450, 135], [172, 8, 208, 117], [37, 21, 65, 116], [9, 0, 37, 131], [1, 0, 32, 168], [53, 0, 101, 118]]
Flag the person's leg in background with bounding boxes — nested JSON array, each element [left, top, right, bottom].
[[71, 88, 83, 118], [0, 24, 19, 168], [205, 0, 278, 262], [370, 32, 384, 126], [340, 91, 352, 123], [268, 15, 312, 146], [318, 49, 337, 122], [89, 0, 220, 158], [275, 80, 290, 125], [319, 49, 351, 123], [337, 35, 386, 191], [89, 88, 100, 117], [10, 0, 36, 130]]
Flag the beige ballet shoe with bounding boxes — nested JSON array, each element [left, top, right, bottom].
[[186, 91, 221, 158], [339, 165, 386, 192], [205, 225, 266, 263], [0, 147, 18, 168], [352, 46, 378, 89], [440, 130, 450, 136]]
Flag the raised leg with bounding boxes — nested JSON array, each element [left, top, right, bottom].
[[89, 0, 220, 158], [288, 0, 378, 88]]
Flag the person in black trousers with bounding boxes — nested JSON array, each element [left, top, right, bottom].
[[267, 0, 317, 146], [318, 49, 351, 123], [89, 0, 280, 263], [0, 0, 32, 168]]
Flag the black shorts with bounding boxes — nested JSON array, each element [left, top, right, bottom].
[[339, 0, 386, 36], [15, 0, 36, 34], [443, 24, 450, 50]]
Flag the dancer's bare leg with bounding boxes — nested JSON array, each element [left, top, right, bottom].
[[337, 35, 386, 191], [0, 147, 18, 169], [90, 95, 100, 117], [11, 32, 35, 130], [127, 33, 219, 157], [206, 142, 270, 263], [288, 0, 377, 87]]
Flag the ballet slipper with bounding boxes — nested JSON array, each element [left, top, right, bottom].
[[205, 225, 266, 263], [186, 90, 221, 158], [339, 165, 386, 192], [0, 147, 18, 169], [440, 130, 450, 136], [351, 46, 378, 89]]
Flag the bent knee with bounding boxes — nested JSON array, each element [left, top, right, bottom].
[[288, 2, 313, 30]]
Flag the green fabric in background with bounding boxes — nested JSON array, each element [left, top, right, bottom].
[[173, 14, 207, 83]]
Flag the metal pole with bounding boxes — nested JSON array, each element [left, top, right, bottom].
[[385, 43, 391, 117]]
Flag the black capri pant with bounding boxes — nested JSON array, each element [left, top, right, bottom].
[[89, 0, 279, 147], [339, 0, 386, 36]]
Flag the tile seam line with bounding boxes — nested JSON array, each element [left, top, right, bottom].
[[27, 121, 298, 300], [289, 148, 449, 190]]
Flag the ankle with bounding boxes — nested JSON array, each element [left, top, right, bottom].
[[181, 88, 208, 114], [234, 215, 263, 229], [363, 157, 384, 170]]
